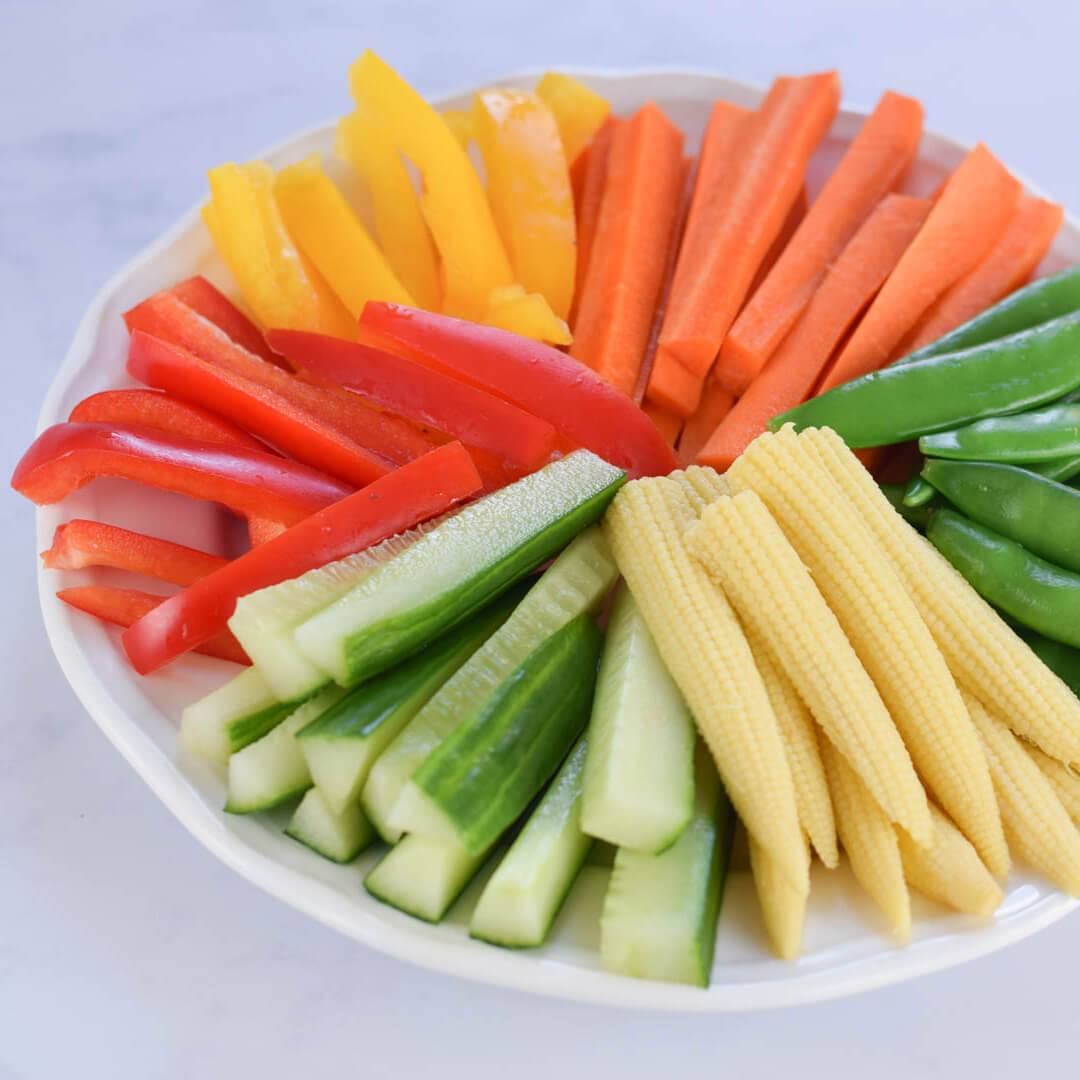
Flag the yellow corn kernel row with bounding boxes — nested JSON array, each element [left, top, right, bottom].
[[670, 465, 728, 514], [746, 626, 839, 868], [749, 835, 810, 961], [728, 428, 1008, 876], [1026, 745, 1080, 825], [685, 490, 932, 848], [799, 425, 1080, 768], [821, 737, 912, 940], [603, 478, 808, 893], [964, 692, 1080, 897], [897, 803, 1003, 918]]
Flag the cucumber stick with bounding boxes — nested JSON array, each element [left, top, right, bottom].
[[581, 585, 695, 853], [600, 744, 735, 987], [180, 667, 294, 766], [392, 613, 602, 854], [285, 787, 375, 863], [470, 736, 594, 948], [295, 451, 625, 687], [296, 589, 522, 815], [362, 525, 618, 842], [229, 526, 433, 702], [365, 833, 491, 923], [225, 686, 346, 814]]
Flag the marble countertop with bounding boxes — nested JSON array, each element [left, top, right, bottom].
[[4, 1, 1078, 1075]]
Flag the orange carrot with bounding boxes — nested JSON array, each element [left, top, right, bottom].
[[818, 143, 1021, 392], [748, 186, 810, 300], [697, 194, 930, 471], [569, 115, 620, 329], [570, 103, 685, 397], [655, 72, 841, 408], [676, 375, 736, 465], [643, 400, 683, 448], [722, 91, 924, 380], [901, 193, 1063, 353]]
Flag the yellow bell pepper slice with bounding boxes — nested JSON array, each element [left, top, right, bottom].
[[274, 153, 414, 318], [535, 72, 611, 165], [349, 50, 514, 320], [441, 109, 473, 149], [484, 284, 572, 345], [336, 111, 442, 312], [472, 89, 577, 322], [204, 162, 354, 337]]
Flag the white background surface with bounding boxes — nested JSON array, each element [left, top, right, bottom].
[[4, 1, 1079, 1075]]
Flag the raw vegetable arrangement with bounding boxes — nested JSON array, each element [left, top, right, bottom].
[[17, 50, 1080, 989]]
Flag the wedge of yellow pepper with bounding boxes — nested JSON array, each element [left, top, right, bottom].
[[274, 154, 414, 319], [471, 89, 577, 322], [203, 162, 354, 337], [484, 284, 571, 346], [336, 111, 442, 312], [441, 109, 473, 149], [535, 72, 610, 165], [349, 51, 514, 321]]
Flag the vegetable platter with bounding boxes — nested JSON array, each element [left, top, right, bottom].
[[23, 64, 1080, 1012]]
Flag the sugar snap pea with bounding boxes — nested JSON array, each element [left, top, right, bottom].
[[920, 404, 1080, 463]]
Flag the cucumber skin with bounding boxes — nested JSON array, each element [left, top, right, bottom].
[[284, 788, 376, 864], [412, 614, 603, 856], [227, 696, 306, 754], [335, 473, 624, 687]]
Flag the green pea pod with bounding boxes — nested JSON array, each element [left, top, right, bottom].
[[771, 312, 1080, 448], [926, 508, 1080, 649], [896, 264, 1080, 366], [902, 472, 936, 507], [920, 404, 1080, 463], [921, 459, 1080, 573], [1028, 455, 1080, 482], [1012, 625, 1080, 700], [879, 482, 935, 529]]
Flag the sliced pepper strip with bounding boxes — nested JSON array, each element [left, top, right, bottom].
[[120, 441, 481, 674], [42, 519, 228, 587], [11, 422, 352, 526], [128, 331, 392, 487], [267, 329, 557, 471], [358, 303, 677, 479], [59, 586, 249, 665], [482, 284, 571, 345], [534, 73, 611, 166]]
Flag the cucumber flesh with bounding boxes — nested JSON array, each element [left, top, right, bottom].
[[362, 525, 618, 842], [179, 667, 293, 766], [393, 613, 601, 854], [296, 589, 521, 815], [224, 686, 346, 814], [470, 736, 594, 947], [599, 743, 735, 987], [229, 525, 435, 702], [364, 833, 491, 923], [284, 787, 375, 863], [581, 585, 695, 853], [295, 450, 625, 687]]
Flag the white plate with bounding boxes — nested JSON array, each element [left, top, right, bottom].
[[35, 70, 1080, 1012]]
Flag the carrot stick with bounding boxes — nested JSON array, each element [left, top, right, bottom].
[[570, 103, 685, 397], [748, 186, 809, 300], [643, 401, 683, 448], [569, 115, 620, 329], [655, 72, 841, 408], [723, 91, 924, 380], [900, 193, 1063, 354], [818, 143, 1021, 392], [676, 375, 736, 465], [696, 194, 931, 471]]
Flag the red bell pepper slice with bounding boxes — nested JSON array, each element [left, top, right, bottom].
[[120, 441, 481, 674], [11, 422, 352, 526], [58, 586, 249, 665], [357, 303, 677, 479], [266, 330, 558, 471], [125, 291, 439, 466], [166, 276, 285, 367], [42, 519, 229, 587], [128, 331, 392, 488]]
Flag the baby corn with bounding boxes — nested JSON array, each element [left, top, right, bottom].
[[747, 627, 839, 868], [670, 465, 727, 514], [604, 478, 807, 893], [897, 803, 1003, 918], [749, 835, 810, 961], [821, 737, 912, 940], [727, 428, 1007, 876], [685, 490, 932, 848], [1026, 745, 1080, 825], [799, 425, 1080, 768], [965, 692, 1080, 897]]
